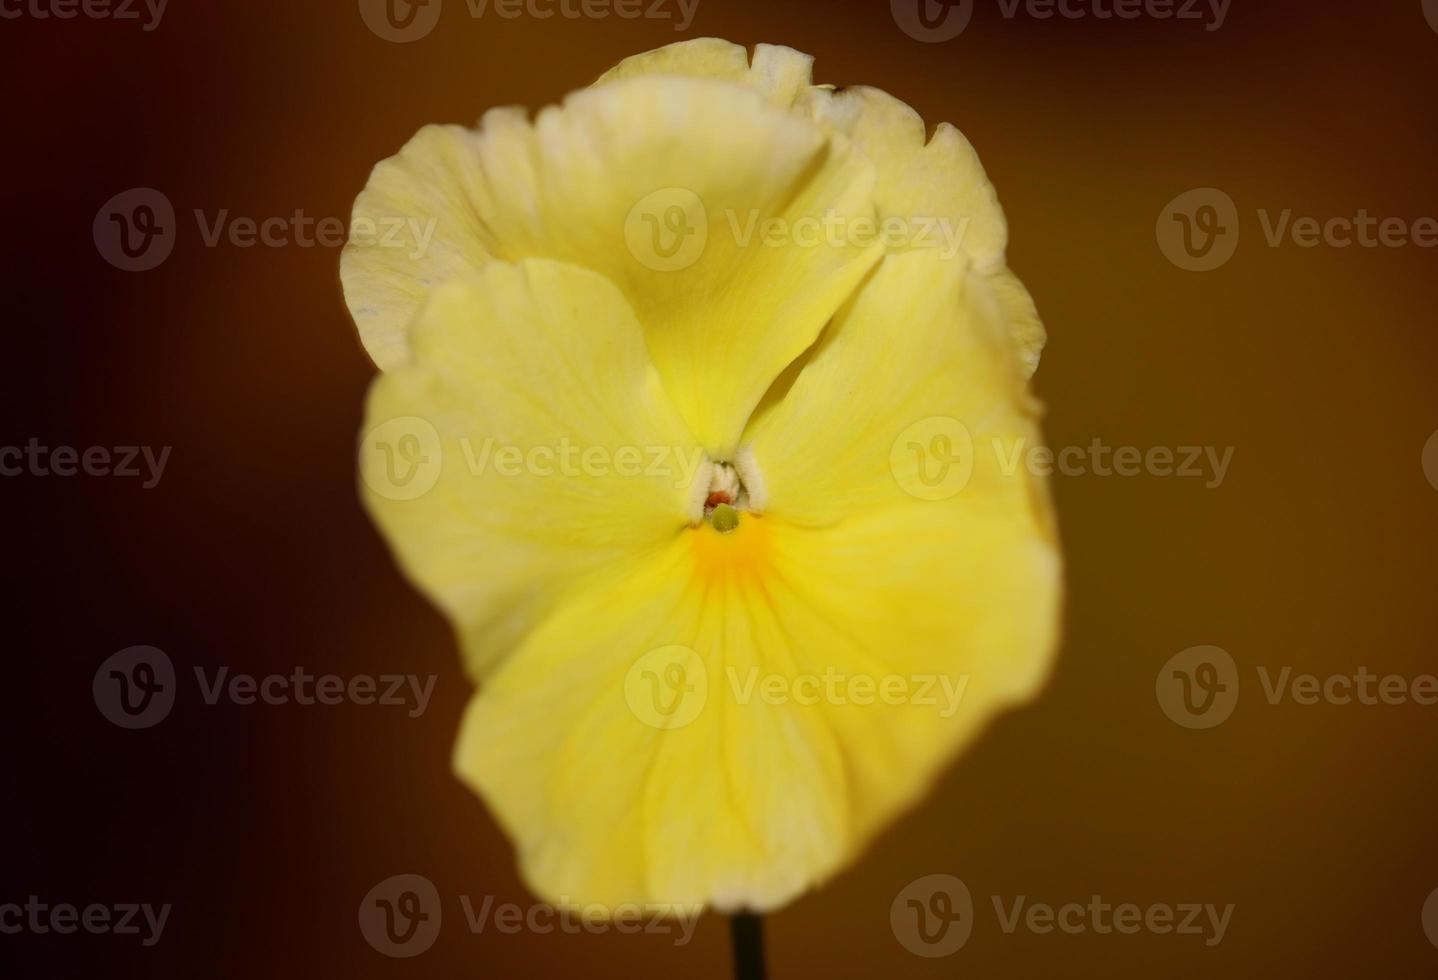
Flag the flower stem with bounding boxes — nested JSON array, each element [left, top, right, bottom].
[[730, 913, 767, 980]]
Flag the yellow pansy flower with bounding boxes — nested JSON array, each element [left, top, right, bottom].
[[348, 38, 1061, 914]]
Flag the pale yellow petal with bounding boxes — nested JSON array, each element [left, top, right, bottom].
[[988, 266, 1046, 378], [594, 39, 1047, 373], [359, 259, 702, 675], [800, 88, 1008, 270], [745, 249, 1044, 526], [599, 38, 815, 109], [452, 534, 850, 911], [597, 36, 751, 87], [454, 491, 1059, 911], [344, 75, 882, 453], [341, 124, 497, 371]]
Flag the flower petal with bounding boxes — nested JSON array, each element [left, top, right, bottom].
[[341, 123, 500, 372], [359, 258, 702, 674], [988, 266, 1047, 379], [344, 75, 882, 453], [451, 534, 849, 911], [745, 249, 1047, 527], [453, 497, 1059, 911], [598, 37, 816, 109], [595, 38, 1047, 375], [800, 85, 1009, 271]]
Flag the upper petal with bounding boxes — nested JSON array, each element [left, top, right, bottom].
[[343, 74, 882, 453], [745, 248, 1047, 528], [598, 37, 817, 109], [594, 38, 1046, 375]]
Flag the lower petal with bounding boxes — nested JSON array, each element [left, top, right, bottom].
[[454, 493, 1059, 912]]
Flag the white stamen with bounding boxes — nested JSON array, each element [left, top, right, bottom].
[[733, 447, 767, 514], [686, 459, 716, 526]]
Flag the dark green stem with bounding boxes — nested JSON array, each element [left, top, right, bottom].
[[730, 914, 767, 980]]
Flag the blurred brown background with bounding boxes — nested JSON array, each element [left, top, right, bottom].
[[4, 0, 1437, 975]]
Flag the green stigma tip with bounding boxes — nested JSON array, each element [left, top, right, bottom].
[[710, 503, 740, 534]]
